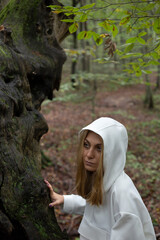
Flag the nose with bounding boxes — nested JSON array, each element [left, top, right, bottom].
[[86, 147, 94, 159]]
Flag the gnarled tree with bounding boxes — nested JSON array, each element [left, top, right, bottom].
[[0, 0, 69, 239]]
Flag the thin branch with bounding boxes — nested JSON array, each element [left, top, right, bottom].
[[58, 0, 158, 13], [92, 1, 157, 11], [88, 15, 160, 22]]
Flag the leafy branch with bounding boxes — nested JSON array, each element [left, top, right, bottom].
[[49, 0, 160, 76]]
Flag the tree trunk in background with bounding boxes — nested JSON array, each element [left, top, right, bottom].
[[0, 0, 69, 239], [71, 31, 78, 87], [83, 21, 90, 74], [156, 59, 160, 90], [80, 21, 86, 73], [144, 75, 154, 109], [143, 29, 154, 109], [80, 0, 88, 73], [71, 0, 78, 87]]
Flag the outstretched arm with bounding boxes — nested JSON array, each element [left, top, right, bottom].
[[44, 180, 64, 207], [63, 194, 86, 215], [44, 180, 86, 215]]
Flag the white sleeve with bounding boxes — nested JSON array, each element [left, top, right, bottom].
[[110, 212, 146, 240], [63, 194, 86, 215]]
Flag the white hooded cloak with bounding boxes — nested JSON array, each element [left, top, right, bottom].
[[63, 117, 156, 240]]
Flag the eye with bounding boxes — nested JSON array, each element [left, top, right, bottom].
[[96, 145, 102, 152], [84, 141, 90, 149]]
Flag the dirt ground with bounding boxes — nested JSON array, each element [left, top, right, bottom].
[[41, 83, 160, 239]]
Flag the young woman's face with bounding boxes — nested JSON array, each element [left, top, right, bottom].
[[83, 131, 103, 172]]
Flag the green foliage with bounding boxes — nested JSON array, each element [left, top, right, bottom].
[[69, 22, 78, 33], [49, 0, 160, 76]]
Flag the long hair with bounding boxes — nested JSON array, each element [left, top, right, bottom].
[[75, 130, 104, 206]]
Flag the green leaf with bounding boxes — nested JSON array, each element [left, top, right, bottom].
[[61, 19, 74, 23], [135, 69, 142, 77], [116, 49, 123, 56], [137, 37, 146, 44], [124, 43, 134, 53], [64, 6, 78, 11], [77, 31, 86, 40], [78, 31, 94, 40], [92, 32, 103, 46], [111, 24, 118, 38], [147, 60, 160, 66], [79, 13, 88, 22], [127, 25, 132, 33], [138, 58, 143, 63], [119, 16, 131, 26], [142, 3, 155, 11], [65, 12, 75, 16], [84, 31, 93, 39], [80, 3, 95, 10], [99, 21, 111, 31], [92, 32, 100, 41], [142, 70, 152, 74], [95, 37, 103, 46], [120, 53, 142, 59], [151, 52, 159, 60], [155, 45, 160, 56], [69, 22, 78, 33], [153, 18, 160, 34], [138, 32, 147, 37], [123, 68, 134, 74], [126, 37, 137, 44]]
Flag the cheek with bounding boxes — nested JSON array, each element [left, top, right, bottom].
[[96, 153, 101, 165]]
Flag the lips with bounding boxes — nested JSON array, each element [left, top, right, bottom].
[[85, 160, 95, 166]]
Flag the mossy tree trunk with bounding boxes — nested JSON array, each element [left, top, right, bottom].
[[0, 0, 69, 239]]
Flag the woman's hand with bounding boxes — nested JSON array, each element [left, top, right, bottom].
[[44, 180, 64, 207]]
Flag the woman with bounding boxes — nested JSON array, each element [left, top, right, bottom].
[[45, 117, 156, 240]]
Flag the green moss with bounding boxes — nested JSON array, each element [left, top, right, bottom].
[[0, 45, 7, 55], [0, 44, 12, 58], [0, 97, 9, 109], [0, 0, 42, 43], [0, 0, 41, 23], [35, 223, 48, 238]]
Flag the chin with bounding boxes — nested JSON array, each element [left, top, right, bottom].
[[85, 166, 96, 172]]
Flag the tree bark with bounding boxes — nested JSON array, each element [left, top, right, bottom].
[[144, 75, 154, 109], [0, 0, 69, 239], [71, 0, 78, 87], [155, 59, 160, 90]]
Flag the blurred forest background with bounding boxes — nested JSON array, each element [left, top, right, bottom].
[[40, 0, 160, 239]]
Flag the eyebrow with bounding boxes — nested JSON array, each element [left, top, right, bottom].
[[85, 138, 102, 146]]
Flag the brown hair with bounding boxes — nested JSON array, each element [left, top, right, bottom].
[[75, 130, 104, 206]]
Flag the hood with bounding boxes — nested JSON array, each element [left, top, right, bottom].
[[80, 117, 128, 192]]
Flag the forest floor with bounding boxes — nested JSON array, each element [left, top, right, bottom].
[[40, 80, 160, 240]]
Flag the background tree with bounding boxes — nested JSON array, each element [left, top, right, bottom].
[[71, 0, 79, 87], [50, 0, 160, 108], [0, 0, 69, 239]]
